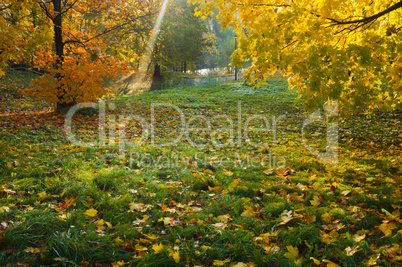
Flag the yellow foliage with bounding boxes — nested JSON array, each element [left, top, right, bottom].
[[192, 0, 402, 116], [84, 208, 98, 217]]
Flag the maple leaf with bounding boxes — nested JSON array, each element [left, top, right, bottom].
[[345, 246, 361, 256], [169, 251, 180, 263], [310, 195, 323, 207], [38, 191, 47, 199], [212, 222, 227, 229], [241, 206, 256, 218], [135, 244, 148, 252], [111, 261, 129, 267], [213, 258, 230, 266], [59, 196, 76, 210], [129, 202, 144, 212], [353, 233, 366, 242], [152, 243, 164, 253], [141, 233, 159, 240], [24, 247, 40, 254], [84, 208, 98, 217], [310, 257, 320, 265], [283, 245, 299, 261], [218, 214, 232, 223], [303, 213, 316, 224], [321, 213, 333, 224], [378, 221, 397, 236], [322, 259, 340, 267], [224, 170, 233, 176], [320, 231, 335, 244], [0, 207, 10, 213], [278, 210, 293, 225], [263, 169, 274, 175]]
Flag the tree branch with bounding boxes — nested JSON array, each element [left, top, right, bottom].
[[63, 15, 148, 45], [60, 0, 79, 16], [327, 0, 402, 26]]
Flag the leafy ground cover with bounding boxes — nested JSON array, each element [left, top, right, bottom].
[[0, 68, 401, 266]]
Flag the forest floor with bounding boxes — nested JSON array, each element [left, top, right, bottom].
[[0, 68, 401, 266]]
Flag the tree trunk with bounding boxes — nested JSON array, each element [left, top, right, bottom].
[[52, 0, 69, 112], [153, 44, 161, 77], [183, 61, 187, 73], [154, 63, 161, 77]]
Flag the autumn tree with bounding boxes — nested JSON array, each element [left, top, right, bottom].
[[1, 0, 158, 111], [0, 1, 48, 75], [192, 0, 402, 116], [153, 0, 208, 75]]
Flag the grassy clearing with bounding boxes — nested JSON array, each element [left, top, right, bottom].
[[0, 68, 401, 266]]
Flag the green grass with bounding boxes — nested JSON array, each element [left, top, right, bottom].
[[0, 68, 401, 266]]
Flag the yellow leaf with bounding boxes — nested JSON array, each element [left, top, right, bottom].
[[163, 217, 174, 225], [24, 247, 40, 253], [218, 214, 232, 223], [322, 259, 340, 267], [278, 210, 293, 225], [367, 255, 379, 266], [213, 258, 231, 266], [38, 191, 47, 199], [152, 243, 164, 253], [141, 233, 159, 240], [310, 195, 322, 207], [320, 231, 335, 244], [0, 206, 10, 213], [345, 246, 361, 256], [169, 251, 180, 263], [135, 244, 148, 251], [263, 169, 274, 175], [112, 261, 129, 267], [340, 190, 351, 196], [84, 208, 98, 217], [201, 245, 211, 252], [378, 221, 396, 236], [310, 257, 320, 265], [231, 263, 247, 267], [283, 245, 299, 261], [241, 206, 256, 218], [353, 234, 366, 242], [303, 213, 316, 224], [129, 202, 143, 211], [212, 222, 228, 229], [224, 170, 233, 176]]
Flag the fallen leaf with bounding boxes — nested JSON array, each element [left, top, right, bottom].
[[213, 258, 230, 266], [24, 247, 40, 253], [379, 221, 396, 236], [283, 245, 299, 261], [0, 206, 10, 213], [84, 208, 98, 217], [38, 191, 47, 199], [345, 246, 361, 256], [152, 243, 164, 253], [322, 259, 340, 267], [169, 250, 180, 263], [353, 233, 366, 242], [310, 257, 320, 265]]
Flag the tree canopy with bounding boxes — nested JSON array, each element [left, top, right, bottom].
[[1, 0, 158, 110], [192, 0, 402, 116], [153, 0, 208, 75]]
